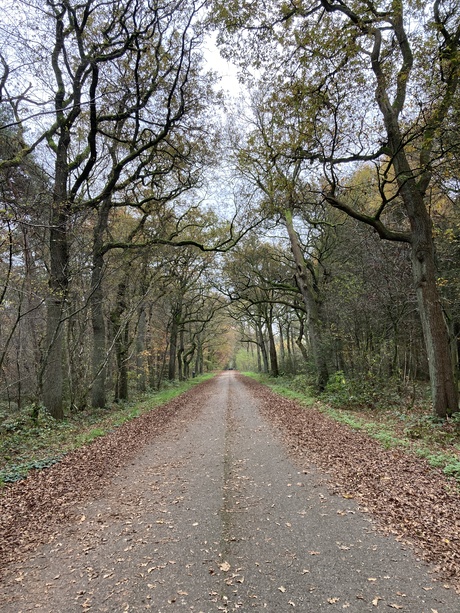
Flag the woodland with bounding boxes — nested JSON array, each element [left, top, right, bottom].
[[0, 0, 460, 442]]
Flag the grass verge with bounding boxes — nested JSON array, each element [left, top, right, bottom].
[[243, 371, 460, 483], [0, 374, 215, 486]]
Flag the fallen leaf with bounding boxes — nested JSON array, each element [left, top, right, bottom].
[[219, 562, 231, 572], [372, 596, 381, 606], [278, 586, 286, 593], [328, 597, 340, 604]]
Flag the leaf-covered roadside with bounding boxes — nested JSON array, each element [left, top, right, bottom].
[[249, 372, 460, 482], [0, 375, 213, 485], [0, 377, 215, 571], [242, 376, 460, 589]]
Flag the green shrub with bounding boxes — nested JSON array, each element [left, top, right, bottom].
[[0, 455, 65, 484]]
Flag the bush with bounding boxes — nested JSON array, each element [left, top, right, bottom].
[[322, 371, 412, 412]]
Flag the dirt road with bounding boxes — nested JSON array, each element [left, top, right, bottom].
[[1, 372, 459, 611]]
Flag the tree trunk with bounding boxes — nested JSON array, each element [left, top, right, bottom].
[[119, 325, 129, 401], [168, 307, 180, 381], [42, 11, 71, 420], [389, 131, 459, 415], [177, 328, 184, 381], [111, 276, 129, 402], [90, 202, 110, 408], [184, 343, 195, 379], [256, 320, 269, 373], [156, 338, 169, 390], [283, 209, 328, 391], [285, 321, 293, 373], [278, 319, 285, 371], [295, 320, 309, 364], [410, 206, 458, 416], [267, 308, 279, 377], [194, 334, 203, 375], [43, 204, 68, 420], [256, 336, 262, 372], [136, 306, 147, 392], [290, 325, 298, 374], [168, 298, 184, 381]]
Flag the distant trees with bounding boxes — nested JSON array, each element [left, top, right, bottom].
[[223, 238, 296, 377], [0, 109, 49, 409]]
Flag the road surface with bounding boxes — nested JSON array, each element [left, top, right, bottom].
[[1, 372, 459, 612]]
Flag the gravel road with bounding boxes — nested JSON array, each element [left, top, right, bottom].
[[1, 372, 459, 612]]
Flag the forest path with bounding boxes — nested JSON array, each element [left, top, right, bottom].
[[1, 372, 459, 612]]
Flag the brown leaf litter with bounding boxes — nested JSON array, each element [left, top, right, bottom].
[[0, 379, 213, 573]]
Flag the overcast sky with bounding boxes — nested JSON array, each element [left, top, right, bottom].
[[204, 33, 241, 98]]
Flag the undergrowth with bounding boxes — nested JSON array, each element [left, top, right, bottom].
[[0, 374, 214, 486], [244, 371, 460, 483]]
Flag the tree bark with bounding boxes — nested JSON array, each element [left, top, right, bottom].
[[283, 209, 328, 391], [278, 318, 285, 370], [295, 319, 309, 364], [194, 334, 203, 375], [90, 202, 110, 408], [168, 303, 182, 381], [409, 203, 458, 416], [42, 8, 72, 419], [256, 320, 269, 373], [136, 306, 147, 392], [256, 335, 262, 372], [42, 174, 69, 420], [111, 276, 129, 402], [177, 328, 184, 381], [267, 307, 279, 377]]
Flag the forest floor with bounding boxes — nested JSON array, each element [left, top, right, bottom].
[[1, 372, 460, 612]]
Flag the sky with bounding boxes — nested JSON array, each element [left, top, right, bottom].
[[203, 33, 242, 98]]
